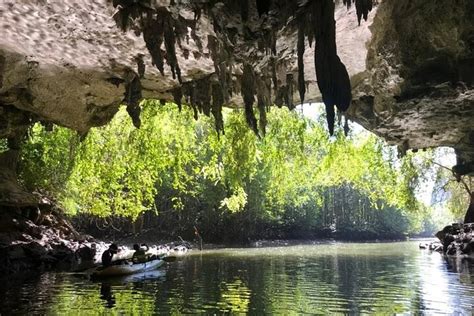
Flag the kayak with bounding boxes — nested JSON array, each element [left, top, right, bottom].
[[91, 258, 164, 278]]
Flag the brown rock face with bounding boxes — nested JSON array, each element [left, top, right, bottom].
[[0, 0, 473, 174]]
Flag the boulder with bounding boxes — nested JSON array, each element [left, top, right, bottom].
[[435, 223, 474, 257]]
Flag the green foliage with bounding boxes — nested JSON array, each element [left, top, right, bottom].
[[65, 102, 203, 219], [0, 138, 8, 153], [432, 163, 472, 221], [19, 103, 437, 239], [20, 124, 79, 193]]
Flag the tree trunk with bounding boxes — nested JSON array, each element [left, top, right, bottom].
[[463, 194, 474, 224]]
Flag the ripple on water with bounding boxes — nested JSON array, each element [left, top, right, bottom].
[[1, 241, 474, 315]]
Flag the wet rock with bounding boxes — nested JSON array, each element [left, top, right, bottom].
[[435, 223, 474, 257], [75, 244, 96, 262], [23, 241, 48, 259]]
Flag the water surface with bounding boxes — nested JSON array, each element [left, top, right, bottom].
[[1, 241, 473, 315]]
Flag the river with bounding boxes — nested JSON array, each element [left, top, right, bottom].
[[1, 240, 473, 314]]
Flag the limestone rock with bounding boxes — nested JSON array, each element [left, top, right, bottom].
[[0, 0, 473, 171], [0, 1, 371, 135], [435, 223, 474, 258], [347, 0, 474, 173], [0, 1, 213, 134]]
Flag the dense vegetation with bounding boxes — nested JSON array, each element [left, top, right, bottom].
[[18, 101, 450, 242]]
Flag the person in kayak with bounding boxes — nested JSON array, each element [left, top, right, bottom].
[[101, 243, 118, 267], [132, 243, 149, 263]]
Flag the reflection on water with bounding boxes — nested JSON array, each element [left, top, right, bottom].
[[0, 241, 473, 314], [100, 283, 115, 308]]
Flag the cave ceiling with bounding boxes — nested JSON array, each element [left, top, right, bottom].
[[0, 0, 473, 175]]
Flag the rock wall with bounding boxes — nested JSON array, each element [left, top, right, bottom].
[[347, 0, 474, 174]]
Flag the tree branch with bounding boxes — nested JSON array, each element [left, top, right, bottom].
[[433, 161, 472, 195]]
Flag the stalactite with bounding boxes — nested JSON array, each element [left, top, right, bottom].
[[113, 9, 129, 32], [286, 73, 294, 110], [183, 82, 200, 120], [297, 21, 306, 105], [108, 0, 377, 137], [192, 85, 200, 120], [189, 20, 203, 53], [305, 18, 314, 49], [344, 116, 350, 136], [171, 87, 183, 111], [275, 85, 288, 108], [143, 17, 165, 75], [241, 64, 259, 136], [135, 54, 145, 78], [256, 75, 271, 136], [112, 1, 155, 33], [211, 82, 224, 135], [208, 35, 230, 104], [271, 30, 277, 56], [355, 0, 373, 26], [163, 13, 182, 83], [196, 78, 212, 117], [312, 0, 351, 135], [257, 94, 267, 136], [271, 58, 278, 101], [342, 0, 373, 25], [123, 69, 142, 129]]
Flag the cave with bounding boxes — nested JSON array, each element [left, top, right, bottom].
[[0, 0, 474, 261], [0, 0, 472, 170], [1, 3, 474, 313]]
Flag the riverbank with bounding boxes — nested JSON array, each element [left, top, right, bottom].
[[2, 203, 466, 276], [0, 208, 194, 275], [0, 207, 95, 274], [74, 217, 414, 245]]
